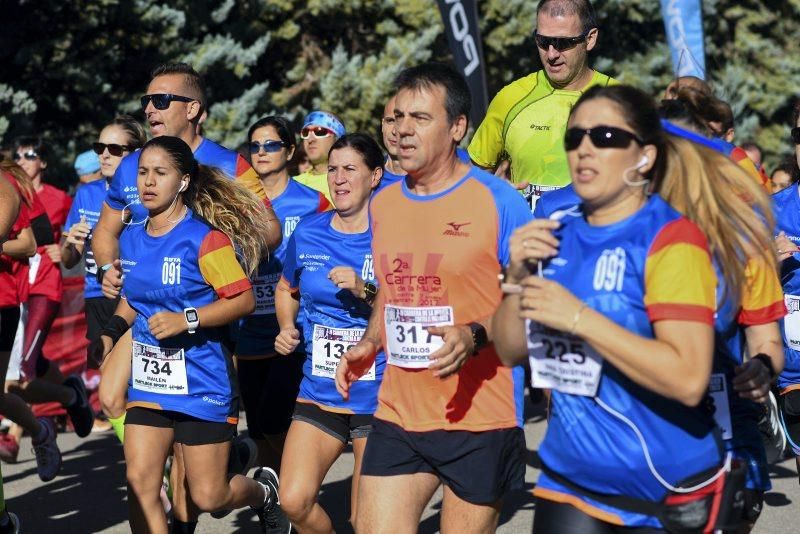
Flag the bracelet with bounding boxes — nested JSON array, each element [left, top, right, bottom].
[[752, 353, 777, 379], [569, 302, 588, 336]]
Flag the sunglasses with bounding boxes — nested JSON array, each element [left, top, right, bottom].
[[564, 126, 644, 151], [12, 150, 39, 162], [792, 127, 800, 145], [93, 142, 132, 157], [249, 140, 286, 154], [140, 93, 195, 111], [533, 29, 591, 52], [300, 127, 334, 140]]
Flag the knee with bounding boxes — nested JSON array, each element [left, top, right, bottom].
[[188, 484, 225, 513], [279, 482, 316, 523], [99, 383, 126, 418], [126, 465, 155, 498]]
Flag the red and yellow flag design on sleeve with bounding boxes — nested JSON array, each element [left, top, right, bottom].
[[199, 230, 252, 298], [738, 255, 786, 325], [644, 218, 716, 324], [731, 146, 771, 193], [234, 154, 271, 205]]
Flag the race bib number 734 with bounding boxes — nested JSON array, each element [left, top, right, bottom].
[[132, 341, 189, 395]]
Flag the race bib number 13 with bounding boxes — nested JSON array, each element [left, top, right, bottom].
[[385, 305, 454, 368], [311, 325, 375, 381], [132, 341, 188, 395], [527, 320, 603, 397]]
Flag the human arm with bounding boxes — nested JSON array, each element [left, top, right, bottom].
[[492, 293, 528, 366], [274, 279, 302, 355], [89, 297, 137, 368], [335, 289, 384, 399], [328, 266, 370, 300], [60, 215, 91, 269], [734, 322, 784, 404], [93, 202, 126, 298], [148, 290, 255, 340], [0, 177, 19, 239], [1, 227, 36, 258]]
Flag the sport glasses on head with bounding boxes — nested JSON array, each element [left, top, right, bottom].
[[564, 126, 644, 151], [791, 127, 800, 145], [13, 150, 39, 162], [249, 140, 286, 154], [93, 142, 132, 157], [300, 126, 334, 140], [140, 93, 195, 111], [533, 29, 592, 52]]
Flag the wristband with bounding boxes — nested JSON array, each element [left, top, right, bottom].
[[96, 263, 113, 285], [569, 302, 588, 336], [99, 314, 129, 344], [752, 353, 777, 379]]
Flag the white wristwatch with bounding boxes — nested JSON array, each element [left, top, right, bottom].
[[184, 307, 199, 334]]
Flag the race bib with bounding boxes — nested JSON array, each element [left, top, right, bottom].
[[784, 295, 800, 351], [311, 324, 375, 381], [131, 341, 188, 395], [252, 273, 279, 315], [527, 320, 603, 396], [523, 183, 559, 212], [708, 373, 733, 441], [384, 305, 454, 368]]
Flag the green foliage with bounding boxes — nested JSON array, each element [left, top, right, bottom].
[[2, 0, 798, 188]]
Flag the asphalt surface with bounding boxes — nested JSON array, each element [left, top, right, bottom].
[[2, 400, 798, 533]]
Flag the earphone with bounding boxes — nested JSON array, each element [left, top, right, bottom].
[[178, 179, 188, 192], [635, 155, 649, 169], [622, 155, 651, 187]]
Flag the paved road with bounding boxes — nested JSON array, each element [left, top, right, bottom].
[[2, 402, 798, 532]]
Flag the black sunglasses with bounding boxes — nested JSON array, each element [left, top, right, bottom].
[[792, 127, 800, 145], [533, 29, 592, 52], [12, 150, 39, 162], [93, 142, 132, 157], [249, 140, 286, 154], [140, 93, 195, 111], [564, 126, 644, 151]]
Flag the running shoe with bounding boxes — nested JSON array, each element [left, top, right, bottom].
[[32, 417, 62, 482], [63, 374, 94, 438], [759, 390, 787, 464], [0, 511, 21, 534], [211, 435, 259, 518], [0, 434, 19, 464], [252, 466, 291, 534]]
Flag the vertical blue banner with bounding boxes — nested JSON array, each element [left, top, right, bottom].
[[660, 0, 706, 79]]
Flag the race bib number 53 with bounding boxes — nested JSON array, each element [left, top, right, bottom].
[[132, 341, 188, 395], [527, 320, 603, 396], [385, 305, 454, 368]]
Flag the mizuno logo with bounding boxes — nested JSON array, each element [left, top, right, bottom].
[[446, 222, 471, 232]]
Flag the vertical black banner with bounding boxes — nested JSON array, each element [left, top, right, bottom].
[[436, 0, 488, 127]]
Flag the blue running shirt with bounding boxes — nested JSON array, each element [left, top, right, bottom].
[[64, 179, 108, 299]]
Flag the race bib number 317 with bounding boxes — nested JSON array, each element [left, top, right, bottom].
[[384, 305, 454, 368]]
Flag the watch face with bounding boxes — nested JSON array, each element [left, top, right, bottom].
[[186, 310, 199, 322]]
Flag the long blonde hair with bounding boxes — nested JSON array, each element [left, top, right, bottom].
[[573, 85, 776, 306]]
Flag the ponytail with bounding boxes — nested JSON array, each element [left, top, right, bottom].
[[655, 136, 776, 305], [0, 157, 34, 206], [184, 164, 272, 276]]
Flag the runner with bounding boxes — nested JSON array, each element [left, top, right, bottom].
[[377, 96, 405, 192], [276, 133, 384, 531], [90, 62, 280, 531], [96, 136, 288, 534], [61, 115, 147, 442], [0, 161, 61, 482], [74, 149, 103, 184], [468, 0, 615, 207], [335, 63, 531, 533], [493, 84, 763, 532], [234, 116, 330, 474], [771, 156, 798, 193], [294, 111, 345, 203]]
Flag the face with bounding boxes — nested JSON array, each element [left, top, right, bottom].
[[772, 170, 792, 192], [249, 125, 294, 177], [303, 125, 337, 167], [15, 145, 45, 181], [327, 146, 380, 215], [98, 125, 133, 178], [566, 98, 655, 209], [137, 147, 186, 215], [393, 85, 466, 175], [535, 11, 596, 89], [143, 74, 200, 138], [381, 96, 398, 157]]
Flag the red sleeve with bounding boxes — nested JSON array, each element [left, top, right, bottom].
[[318, 193, 332, 212]]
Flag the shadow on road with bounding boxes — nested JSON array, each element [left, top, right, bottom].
[[7, 434, 127, 533]]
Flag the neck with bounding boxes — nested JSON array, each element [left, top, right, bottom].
[[261, 169, 291, 200], [178, 129, 203, 152], [385, 156, 406, 176], [310, 160, 327, 175], [147, 200, 187, 236], [32, 176, 42, 191], [585, 190, 646, 226], [331, 206, 369, 234], [555, 67, 594, 92], [407, 153, 467, 196]]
